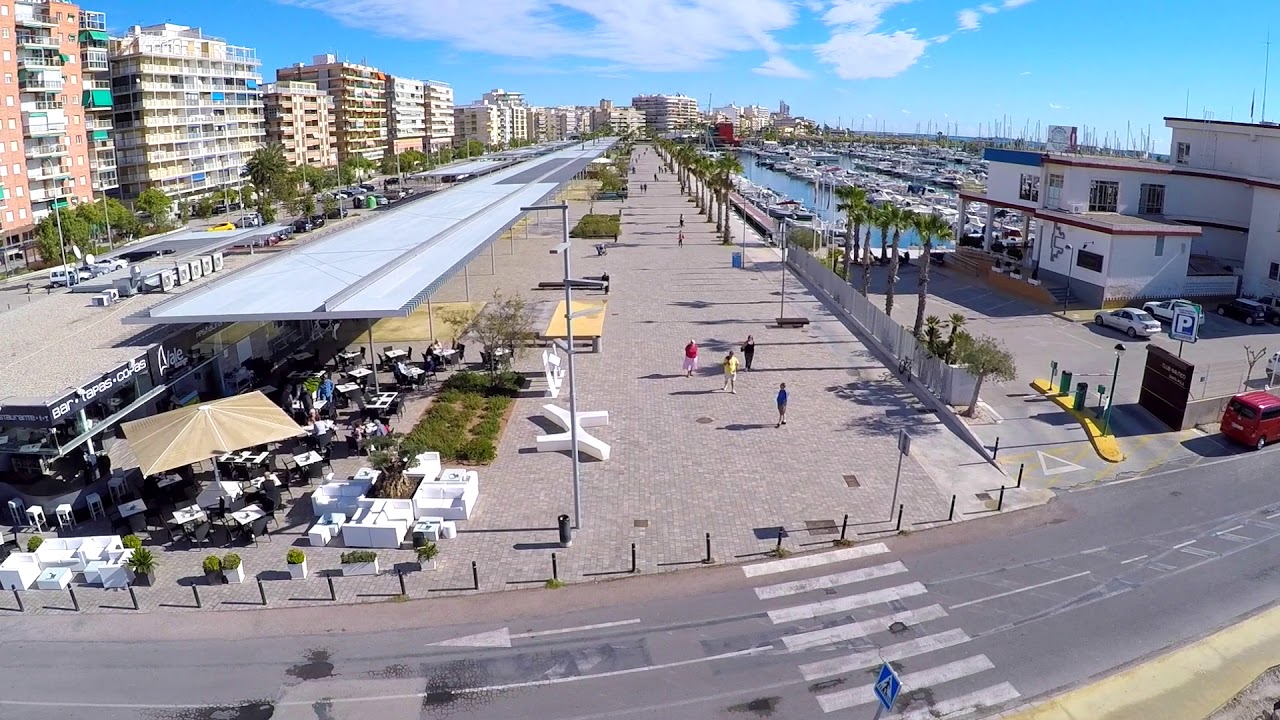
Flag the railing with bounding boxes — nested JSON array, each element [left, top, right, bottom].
[[15, 33, 57, 47], [19, 78, 63, 91], [26, 143, 68, 156], [23, 122, 66, 136], [22, 100, 62, 111], [15, 11, 56, 27]]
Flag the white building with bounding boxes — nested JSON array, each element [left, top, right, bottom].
[[423, 80, 454, 152], [385, 75, 425, 154], [631, 94, 699, 132], [960, 116, 1280, 306]]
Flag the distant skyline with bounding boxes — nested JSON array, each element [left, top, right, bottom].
[[92, 0, 1280, 148]]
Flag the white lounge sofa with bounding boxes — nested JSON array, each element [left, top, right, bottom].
[[310, 478, 373, 517], [412, 468, 479, 520], [0, 535, 126, 590], [340, 498, 414, 548], [0, 552, 40, 590]]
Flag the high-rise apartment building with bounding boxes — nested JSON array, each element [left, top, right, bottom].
[[479, 88, 527, 145], [277, 54, 386, 162], [778, 100, 790, 117], [109, 24, 264, 202], [385, 75, 424, 155], [452, 103, 500, 147], [262, 80, 335, 168], [630, 94, 699, 132], [423, 80, 453, 153], [78, 9, 116, 197]]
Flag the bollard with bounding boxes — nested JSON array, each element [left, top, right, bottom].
[[895, 504, 904, 532], [1016, 463, 1024, 489], [13, 589, 21, 612], [397, 569, 406, 597], [948, 495, 956, 522], [551, 552, 559, 581], [129, 586, 139, 611], [192, 585, 202, 609], [703, 532, 713, 564], [775, 529, 784, 552], [327, 576, 336, 601], [998, 486, 1006, 511], [630, 543, 637, 574], [68, 587, 79, 612], [471, 560, 479, 590], [258, 579, 268, 606], [991, 437, 1001, 460], [839, 513, 849, 541]]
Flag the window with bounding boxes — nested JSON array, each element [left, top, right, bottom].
[[1089, 180, 1120, 212], [10, 164, 17, 174], [14, 186, 22, 197], [1139, 184, 1165, 215], [2, 29, 9, 38], [6, 119, 12, 130], [1176, 142, 1190, 165], [19, 210, 26, 220], [1076, 249, 1104, 272], [1270, 262, 1280, 281], [1047, 173, 1063, 209], [3, 74, 9, 85], [1155, 236, 1165, 257], [72, 115, 78, 124], [4, 212, 12, 223]]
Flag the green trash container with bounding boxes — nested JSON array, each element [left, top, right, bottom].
[[1073, 382, 1088, 411], [365, 195, 377, 210], [1058, 371, 1073, 395]]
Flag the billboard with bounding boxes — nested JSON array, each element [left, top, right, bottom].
[[1045, 125, 1078, 153]]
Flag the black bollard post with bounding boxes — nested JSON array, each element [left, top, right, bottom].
[[895, 504, 904, 532], [68, 587, 79, 612], [703, 532, 712, 564], [948, 495, 957, 522], [397, 569, 406, 597], [327, 576, 336, 601], [471, 560, 479, 590], [258, 579, 268, 606], [1016, 463, 1024, 488], [998, 486, 1006, 511], [192, 585, 201, 609], [551, 552, 559, 581], [992, 437, 1001, 459], [129, 586, 139, 611], [839, 513, 849, 541], [775, 528, 784, 552], [13, 589, 21, 613], [630, 543, 637, 574]]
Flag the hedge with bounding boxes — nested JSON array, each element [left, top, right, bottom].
[[570, 214, 621, 238]]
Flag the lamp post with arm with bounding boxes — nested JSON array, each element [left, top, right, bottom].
[[1062, 242, 1074, 314], [1102, 343, 1126, 435]]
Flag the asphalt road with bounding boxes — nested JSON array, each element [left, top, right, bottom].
[[2, 448, 1279, 720]]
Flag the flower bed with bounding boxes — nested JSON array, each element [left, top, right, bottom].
[[569, 213, 621, 238]]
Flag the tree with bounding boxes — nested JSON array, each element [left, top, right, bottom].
[[294, 165, 328, 193], [910, 213, 954, 336], [1245, 345, 1269, 389], [435, 146, 454, 165], [194, 196, 215, 219], [135, 187, 173, 220], [322, 195, 339, 216], [399, 149, 427, 172], [75, 198, 140, 244], [714, 153, 743, 243], [379, 153, 401, 176], [953, 334, 1017, 417], [881, 204, 912, 317], [467, 291, 535, 374], [246, 144, 289, 223], [834, 185, 867, 282]]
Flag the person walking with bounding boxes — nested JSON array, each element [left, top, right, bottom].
[[741, 335, 756, 371], [683, 340, 699, 377], [679, 214, 684, 228], [721, 352, 739, 393], [601, 270, 610, 295], [776, 383, 788, 427], [678, 230, 684, 247]]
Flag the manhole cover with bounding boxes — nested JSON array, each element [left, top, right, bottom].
[[975, 492, 992, 501], [634, 519, 648, 528], [843, 474, 860, 488], [888, 621, 908, 634], [805, 519, 839, 536], [696, 417, 714, 424]]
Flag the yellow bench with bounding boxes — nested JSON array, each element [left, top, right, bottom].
[[541, 300, 606, 353]]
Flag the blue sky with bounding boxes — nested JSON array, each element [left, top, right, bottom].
[[92, 0, 1275, 147]]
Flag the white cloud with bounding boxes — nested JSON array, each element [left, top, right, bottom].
[[815, 0, 929, 79], [979, 3, 998, 12], [957, 9, 981, 30], [1049, 103, 1069, 110], [754, 56, 810, 78], [1003, 0, 1033, 6], [901, 109, 911, 114], [1020, 70, 1032, 75], [283, 0, 797, 73]]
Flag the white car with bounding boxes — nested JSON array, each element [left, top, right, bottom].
[[91, 258, 127, 275], [1141, 299, 1203, 323], [1094, 308, 1162, 338]]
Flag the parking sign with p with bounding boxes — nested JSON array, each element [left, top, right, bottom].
[[1171, 306, 1199, 343]]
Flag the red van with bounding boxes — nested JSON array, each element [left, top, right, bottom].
[[1220, 391, 1280, 450]]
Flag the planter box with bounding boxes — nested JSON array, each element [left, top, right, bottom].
[[341, 560, 379, 577], [1027, 279, 1041, 286], [288, 560, 308, 580], [224, 565, 245, 584], [1009, 273, 1022, 280], [418, 559, 436, 571], [132, 571, 153, 587], [992, 266, 1003, 273], [205, 571, 223, 586]]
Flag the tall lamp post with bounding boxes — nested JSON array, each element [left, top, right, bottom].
[[1102, 343, 1126, 435], [1062, 243, 1074, 313], [522, 203, 599, 530]]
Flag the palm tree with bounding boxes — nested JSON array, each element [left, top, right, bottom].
[[910, 212, 954, 337], [715, 153, 743, 243], [245, 143, 288, 222], [884, 206, 915, 318], [861, 211, 875, 296], [834, 185, 868, 282]]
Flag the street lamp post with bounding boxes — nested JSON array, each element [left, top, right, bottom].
[[779, 217, 789, 318], [53, 200, 68, 277], [1102, 343, 1126, 435]]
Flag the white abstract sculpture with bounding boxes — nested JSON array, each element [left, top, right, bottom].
[[543, 348, 565, 398], [536, 403, 611, 461]]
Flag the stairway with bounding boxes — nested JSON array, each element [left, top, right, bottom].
[[1045, 285, 1078, 306]]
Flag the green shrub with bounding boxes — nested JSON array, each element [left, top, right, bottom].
[[222, 553, 242, 570], [457, 438, 497, 464], [569, 213, 621, 238], [416, 542, 439, 563], [126, 547, 156, 574], [26, 535, 43, 552], [122, 534, 143, 550], [341, 550, 378, 564], [286, 548, 306, 565], [202, 555, 222, 573]]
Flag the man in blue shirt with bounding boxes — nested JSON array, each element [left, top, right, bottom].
[[776, 383, 788, 428]]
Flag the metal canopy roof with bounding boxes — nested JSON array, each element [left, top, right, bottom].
[[126, 141, 614, 325]]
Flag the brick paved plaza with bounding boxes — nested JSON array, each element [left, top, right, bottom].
[[4, 145, 1028, 615]]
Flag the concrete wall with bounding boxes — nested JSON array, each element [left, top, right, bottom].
[[1243, 187, 1280, 297], [1169, 124, 1280, 180], [1191, 226, 1247, 265], [1164, 174, 1253, 229], [1105, 235, 1192, 302], [987, 160, 1035, 202], [1181, 394, 1233, 431]]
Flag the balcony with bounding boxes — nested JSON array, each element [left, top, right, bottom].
[[26, 143, 69, 158], [27, 164, 71, 180], [23, 121, 66, 138], [82, 52, 109, 72], [16, 33, 58, 49], [29, 185, 75, 203], [21, 100, 62, 112], [15, 11, 57, 28], [20, 77, 63, 92], [18, 53, 63, 70]]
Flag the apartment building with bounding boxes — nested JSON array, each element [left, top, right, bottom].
[[277, 54, 385, 162], [262, 80, 335, 168], [109, 24, 264, 203], [452, 103, 500, 147], [423, 80, 453, 152], [78, 9, 115, 197], [385, 75, 424, 155], [479, 88, 527, 145], [592, 102, 644, 135], [631, 94, 699, 132]]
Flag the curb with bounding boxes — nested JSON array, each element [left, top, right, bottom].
[[996, 601, 1280, 720], [1030, 379, 1124, 463]]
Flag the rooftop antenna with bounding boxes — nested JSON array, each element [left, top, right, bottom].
[[1263, 29, 1273, 122]]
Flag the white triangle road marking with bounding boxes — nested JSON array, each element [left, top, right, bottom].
[[1038, 450, 1086, 476], [816, 654, 996, 713], [429, 628, 512, 648]]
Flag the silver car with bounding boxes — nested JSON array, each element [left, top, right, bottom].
[[1094, 308, 1162, 338]]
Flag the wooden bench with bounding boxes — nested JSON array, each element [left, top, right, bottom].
[[776, 317, 811, 328]]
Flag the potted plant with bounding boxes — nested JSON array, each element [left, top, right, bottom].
[[286, 548, 308, 580], [26, 535, 43, 553], [122, 534, 143, 551], [416, 541, 439, 571], [222, 553, 245, 584], [202, 554, 223, 585], [126, 547, 157, 586], [340, 550, 379, 576]]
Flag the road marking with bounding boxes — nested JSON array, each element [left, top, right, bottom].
[[1150, 562, 1177, 572], [769, 582, 928, 624], [1267, 510, 1280, 520], [1037, 450, 1086, 476], [947, 571, 1091, 610], [1120, 555, 1148, 565], [1172, 540, 1196, 550], [1216, 525, 1245, 535], [755, 561, 908, 600], [429, 619, 642, 647], [1180, 546, 1217, 558], [1218, 533, 1252, 543], [1080, 546, 1107, 555], [513, 619, 641, 639], [782, 605, 948, 652], [895, 683, 1022, 720], [798, 628, 970, 681], [816, 655, 996, 712], [743, 543, 890, 577]]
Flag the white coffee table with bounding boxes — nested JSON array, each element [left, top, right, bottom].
[[35, 567, 71, 590]]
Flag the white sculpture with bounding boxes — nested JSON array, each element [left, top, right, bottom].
[[536, 403, 611, 461], [543, 348, 565, 398]]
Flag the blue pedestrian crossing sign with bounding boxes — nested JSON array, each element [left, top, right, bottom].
[[874, 662, 901, 711], [1170, 305, 1199, 343]]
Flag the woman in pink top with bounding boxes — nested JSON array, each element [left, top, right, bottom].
[[683, 340, 698, 377]]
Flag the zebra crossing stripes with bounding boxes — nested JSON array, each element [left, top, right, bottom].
[[797, 628, 971, 682], [781, 604, 948, 653], [755, 561, 909, 600], [742, 543, 891, 578], [894, 683, 1022, 720], [815, 655, 996, 713], [767, 582, 928, 623]]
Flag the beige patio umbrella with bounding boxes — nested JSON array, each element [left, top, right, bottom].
[[121, 391, 305, 477]]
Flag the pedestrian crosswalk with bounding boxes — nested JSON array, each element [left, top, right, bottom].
[[743, 545, 1021, 718]]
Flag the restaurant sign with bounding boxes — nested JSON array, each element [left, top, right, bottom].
[[0, 354, 150, 429]]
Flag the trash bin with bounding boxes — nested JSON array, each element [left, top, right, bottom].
[[557, 514, 572, 548], [1058, 371, 1073, 395], [1073, 382, 1088, 411], [365, 195, 377, 210], [731, 252, 742, 269]]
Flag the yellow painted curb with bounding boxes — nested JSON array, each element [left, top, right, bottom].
[[1030, 380, 1125, 463], [1000, 602, 1280, 720]]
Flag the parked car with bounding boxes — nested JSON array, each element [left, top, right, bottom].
[[1252, 295, 1280, 325], [1220, 391, 1280, 450], [1093, 308, 1162, 338], [1267, 351, 1280, 378], [1141, 299, 1204, 323], [326, 206, 349, 220], [208, 222, 236, 231], [332, 190, 352, 200], [48, 266, 89, 287], [370, 194, 388, 207], [89, 258, 127, 276], [1217, 298, 1268, 325], [234, 213, 262, 228], [358, 183, 377, 193], [291, 218, 314, 233], [309, 214, 326, 228]]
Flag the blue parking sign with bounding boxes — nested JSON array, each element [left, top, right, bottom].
[[1170, 306, 1199, 343], [874, 662, 901, 711]]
